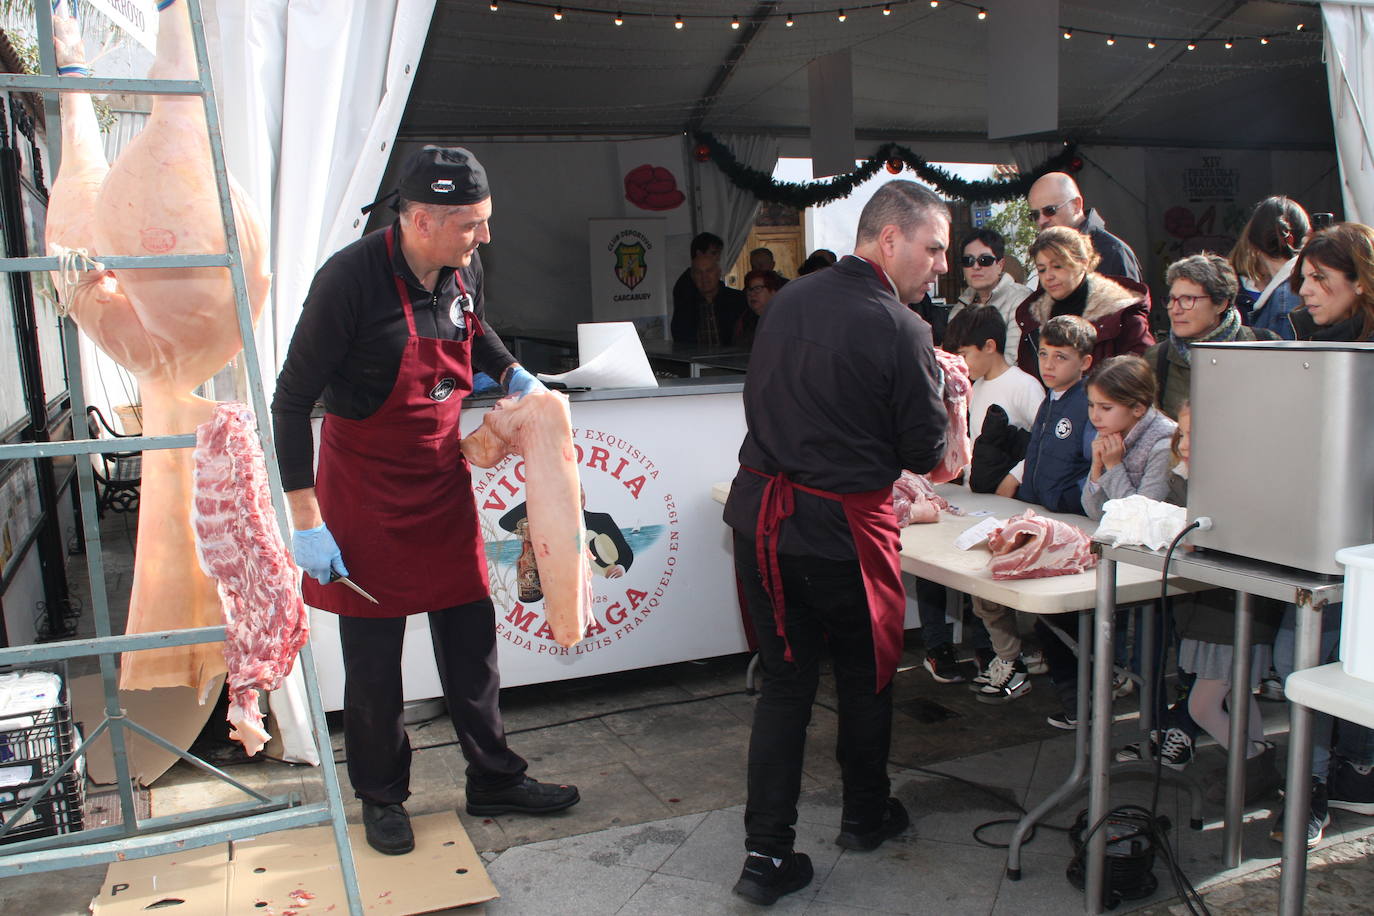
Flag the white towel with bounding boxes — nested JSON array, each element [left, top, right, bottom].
[[1094, 494, 1188, 551]]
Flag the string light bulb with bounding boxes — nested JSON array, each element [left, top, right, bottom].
[[731, 15, 740, 29], [930, 1, 939, 7], [1186, 41, 1196, 50], [1224, 39, 1233, 49], [837, 9, 846, 21], [613, 11, 623, 25], [883, 4, 891, 15], [1106, 35, 1115, 46], [1146, 38, 1156, 49], [1063, 29, 1072, 40], [1260, 37, 1269, 45], [1296, 23, 1305, 31], [786, 12, 794, 26], [977, 7, 987, 20], [674, 13, 683, 29], [488, 0, 497, 11], [553, 6, 563, 21]]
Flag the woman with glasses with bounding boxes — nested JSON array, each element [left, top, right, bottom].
[[1229, 196, 1310, 340], [735, 269, 785, 347], [1143, 253, 1277, 420], [950, 229, 1030, 364], [1013, 226, 1154, 378]]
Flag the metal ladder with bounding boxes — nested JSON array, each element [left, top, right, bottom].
[[0, 3, 362, 912]]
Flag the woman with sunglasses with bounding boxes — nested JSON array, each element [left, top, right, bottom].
[[950, 229, 1030, 364], [1013, 226, 1155, 379], [1143, 253, 1277, 420]]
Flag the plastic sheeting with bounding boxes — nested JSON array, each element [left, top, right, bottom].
[[210, 0, 436, 764], [1322, 2, 1374, 224]]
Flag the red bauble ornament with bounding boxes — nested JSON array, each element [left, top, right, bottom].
[[1069, 156, 1084, 172], [693, 143, 712, 163], [885, 158, 904, 174]]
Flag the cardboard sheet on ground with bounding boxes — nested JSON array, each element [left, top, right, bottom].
[[92, 811, 495, 915], [70, 672, 224, 786]]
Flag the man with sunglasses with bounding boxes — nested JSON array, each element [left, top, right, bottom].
[[1027, 171, 1142, 282], [951, 228, 1031, 364]]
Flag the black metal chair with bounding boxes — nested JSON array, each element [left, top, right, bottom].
[[85, 406, 141, 517]]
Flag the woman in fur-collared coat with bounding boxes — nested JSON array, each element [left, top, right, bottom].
[[1013, 226, 1155, 377]]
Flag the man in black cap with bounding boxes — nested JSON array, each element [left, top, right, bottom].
[[272, 145, 579, 857]]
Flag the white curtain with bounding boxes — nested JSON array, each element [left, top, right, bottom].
[[211, 0, 436, 764], [1321, 2, 1374, 224], [692, 132, 780, 268]]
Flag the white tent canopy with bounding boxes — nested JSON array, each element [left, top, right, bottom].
[[1322, 1, 1374, 223]]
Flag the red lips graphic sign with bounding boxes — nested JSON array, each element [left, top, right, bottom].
[[624, 163, 685, 211]]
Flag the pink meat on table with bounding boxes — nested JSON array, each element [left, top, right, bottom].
[[987, 510, 1096, 580], [192, 404, 309, 756], [891, 471, 949, 527], [927, 348, 972, 484], [462, 392, 592, 647]]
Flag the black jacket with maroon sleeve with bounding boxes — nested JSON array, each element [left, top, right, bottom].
[[722, 255, 948, 560]]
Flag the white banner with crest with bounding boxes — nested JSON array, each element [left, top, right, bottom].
[[588, 218, 668, 339]]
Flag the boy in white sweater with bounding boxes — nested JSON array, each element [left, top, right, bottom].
[[942, 306, 1046, 702]]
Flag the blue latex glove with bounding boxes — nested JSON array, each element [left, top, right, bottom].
[[292, 524, 348, 585], [504, 365, 546, 399]]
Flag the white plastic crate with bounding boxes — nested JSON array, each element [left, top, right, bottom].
[[1336, 544, 1374, 684]]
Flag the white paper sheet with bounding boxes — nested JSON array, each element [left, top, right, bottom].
[[538, 321, 658, 390]]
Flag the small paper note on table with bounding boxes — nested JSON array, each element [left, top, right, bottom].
[[954, 516, 1004, 551]]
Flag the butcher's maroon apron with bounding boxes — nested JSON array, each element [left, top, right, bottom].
[[742, 466, 905, 692], [302, 226, 487, 618]]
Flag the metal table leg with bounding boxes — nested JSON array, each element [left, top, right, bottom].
[[1006, 609, 1093, 880], [1223, 591, 1254, 868], [1139, 602, 1156, 737], [1278, 594, 1324, 914], [1086, 556, 1118, 915]]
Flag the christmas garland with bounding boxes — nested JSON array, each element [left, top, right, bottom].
[[692, 132, 1081, 205]]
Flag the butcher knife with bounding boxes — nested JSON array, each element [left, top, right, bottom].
[[329, 571, 380, 604]]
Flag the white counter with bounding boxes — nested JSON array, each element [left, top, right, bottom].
[[309, 382, 749, 711]]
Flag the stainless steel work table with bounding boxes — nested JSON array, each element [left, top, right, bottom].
[[1094, 543, 1344, 916]]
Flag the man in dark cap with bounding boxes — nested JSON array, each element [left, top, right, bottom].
[[272, 145, 578, 857]]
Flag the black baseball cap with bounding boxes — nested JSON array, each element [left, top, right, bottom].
[[362, 145, 489, 214]]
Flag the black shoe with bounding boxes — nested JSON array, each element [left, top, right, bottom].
[[1269, 778, 1330, 849], [362, 801, 415, 855], [836, 796, 909, 851], [1328, 757, 1374, 815], [922, 643, 968, 684], [465, 776, 580, 816], [733, 851, 813, 905]]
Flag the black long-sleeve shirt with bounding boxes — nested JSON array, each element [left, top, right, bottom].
[[722, 255, 948, 559], [271, 222, 517, 491]]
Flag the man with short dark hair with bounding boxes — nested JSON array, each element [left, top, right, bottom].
[[671, 232, 725, 333], [1027, 171, 1141, 281], [272, 145, 579, 858], [722, 180, 950, 905], [671, 256, 747, 346]]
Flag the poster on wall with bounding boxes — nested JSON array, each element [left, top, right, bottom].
[[588, 217, 668, 339], [1144, 150, 1271, 290], [0, 460, 41, 581], [615, 136, 691, 235]]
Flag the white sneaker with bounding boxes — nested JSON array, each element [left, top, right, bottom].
[[1022, 649, 1048, 675], [1112, 670, 1135, 699], [976, 657, 1031, 704]]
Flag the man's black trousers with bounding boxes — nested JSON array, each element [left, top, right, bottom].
[[337, 598, 527, 805], [734, 532, 893, 857]]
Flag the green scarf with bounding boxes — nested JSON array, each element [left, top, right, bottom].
[[1169, 306, 1242, 366]]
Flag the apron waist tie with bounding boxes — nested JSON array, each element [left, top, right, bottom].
[[742, 465, 842, 664]]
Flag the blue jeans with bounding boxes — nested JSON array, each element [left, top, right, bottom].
[[913, 577, 992, 652], [1274, 602, 1374, 778]]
